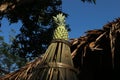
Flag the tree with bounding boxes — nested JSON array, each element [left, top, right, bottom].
[[0, 0, 96, 62], [0, 30, 25, 76], [0, 2, 96, 76], [81, 0, 96, 4], [0, 41, 22, 75], [0, 0, 63, 62]]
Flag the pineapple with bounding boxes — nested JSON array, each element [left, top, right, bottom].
[[53, 13, 68, 40]]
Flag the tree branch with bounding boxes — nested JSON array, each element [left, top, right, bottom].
[[0, 68, 9, 74]]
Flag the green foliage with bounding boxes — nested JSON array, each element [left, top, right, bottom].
[[0, 31, 25, 76], [81, 0, 96, 4], [0, 0, 65, 61]]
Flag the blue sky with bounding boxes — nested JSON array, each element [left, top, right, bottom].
[[62, 0, 120, 38], [0, 0, 120, 43]]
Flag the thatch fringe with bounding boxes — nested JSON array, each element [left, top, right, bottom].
[[0, 57, 42, 80]]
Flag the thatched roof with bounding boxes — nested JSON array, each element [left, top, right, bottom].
[[1, 18, 120, 80], [0, 57, 42, 80], [70, 17, 120, 80]]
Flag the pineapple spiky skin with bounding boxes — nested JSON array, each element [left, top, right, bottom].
[[53, 25, 68, 40], [53, 13, 68, 40]]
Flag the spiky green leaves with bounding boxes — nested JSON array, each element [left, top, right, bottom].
[[53, 13, 66, 26]]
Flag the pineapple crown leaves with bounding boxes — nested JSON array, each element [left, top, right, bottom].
[[53, 13, 66, 27]]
